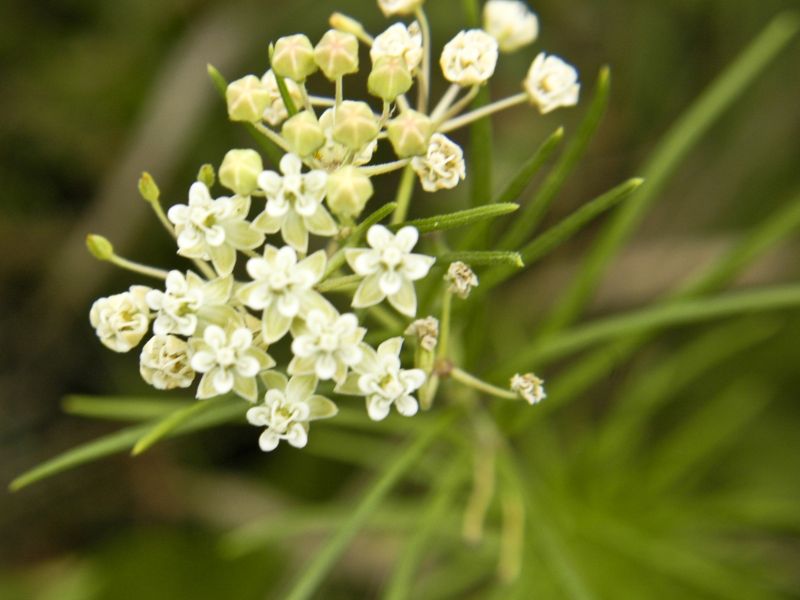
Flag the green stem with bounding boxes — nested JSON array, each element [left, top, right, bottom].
[[108, 254, 168, 280], [360, 159, 411, 177], [437, 290, 453, 360], [391, 165, 417, 224], [415, 7, 432, 111], [438, 93, 527, 133], [450, 367, 517, 400]]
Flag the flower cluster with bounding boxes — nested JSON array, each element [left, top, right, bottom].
[[88, 0, 560, 453]]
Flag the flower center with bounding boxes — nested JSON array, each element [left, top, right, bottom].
[[216, 348, 236, 366], [319, 333, 339, 352], [381, 246, 404, 268]]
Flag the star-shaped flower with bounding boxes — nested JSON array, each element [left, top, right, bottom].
[[345, 225, 435, 317], [146, 270, 234, 337], [289, 309, 365, 383]]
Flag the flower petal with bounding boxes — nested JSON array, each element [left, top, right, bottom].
[[307, 395, 338, 420], [367, 224, 393, 249], [366, 396, 392, 421], [258, 429, 281, 452], [209, 243, 236, 276], [352, 273, 385, 308], [304, 206, 339, 237], [282, 209, 309, 253], [402, 253, 435, 281], [233, 374, 258, 402], [388, 277, 417, 317], [263, 306, 292, 344], [395, 394, 419, 417], [394, 226, 419, 252], [286, 375, 317, 403]]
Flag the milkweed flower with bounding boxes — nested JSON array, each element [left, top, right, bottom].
[[336, 337, 426, 421], [89, 286, 151, 352], [237, 246, 330, 343], [371, 22, 423, 72], [440, 29, 499, 86], [523, 52, 580, 114], [247, 373, 338, 451], [482, 0, 539, 53], [510, 372, 546, 405], [189, 324, 275, 402], [146, 271, 234, 337], [411, 133, 466, 192], [254, 153, 338, 253], [139, 334, 195, 390], [167, 182, 264, 276], [346, 225, 435, 317], [289, 309, 365, 383]]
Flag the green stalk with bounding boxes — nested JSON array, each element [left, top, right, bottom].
[[391, 165, 417, 224]]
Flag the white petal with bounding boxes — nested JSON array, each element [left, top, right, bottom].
[[315, 353, 338, 381], [280, 153, 303, 175], [379, 270, 403, 296], [366, 224, 393, 249], [346, 248, 380, 277], [352, 273, 385, 308], [211, 367, 235, 394], [402, 254, 435, 281], [246, 406, 270, 426], [258, 429, 281, 451], [388, 277, 417, 317], [258, 170, 283, 196], [286, 375, 317, 403], [366, 396, 391, 421], [395, 395, 419, 417], [189, 181, 212, 206], [286, 423, 308, 448], [394, 226, 419, 252], [190, 350, 216, 373]]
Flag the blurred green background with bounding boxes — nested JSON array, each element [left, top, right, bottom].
[[2, 0, 799, 598]]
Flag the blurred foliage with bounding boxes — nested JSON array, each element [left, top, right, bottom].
[[2, 0, 800, 598]]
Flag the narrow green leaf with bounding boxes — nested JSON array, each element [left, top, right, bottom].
[[497, 66, 611, 251], [505, 283, 800, 372], [495, 127, 566, 207], [207, 63, 283, 165], [283, 412, 457, 600], [437, 250, 524, 268], [268, 44, 299, 117], [9, 398, 247, 491], [539, 14, 800, 335], [326, 202, 398, 276], [63, 395, 193, 422], [394, 203, 518, 234], [131, 397, 224, 456]]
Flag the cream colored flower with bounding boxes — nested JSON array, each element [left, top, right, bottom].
[[346, 225, 435, 317], [405, 316, 439, 352], [315, 108, 378, 170], [189, 324, 275, 402], [89, 286, 151, 353], [445, 261, 479, 298], [371, 22, 423, 72], [289, 309, 365, 383], [411, 133, 466, 192], [440, 29, 498, 86], [167, 182, 264, 276], [237, 246, 330, 343], [247, 372, 337, 451], [261, 69, 305, 126], [510, 372, 546, 405], [140, 335, 195, 390], [335, 337, 426, 421], [483, 0, 539, 53], [378, 0, 424, 17], [146, 270, 234, 337], [523, 52, 580, 114], [253, 153, 338, 253]]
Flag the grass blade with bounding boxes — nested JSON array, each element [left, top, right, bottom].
[[132, 397, 224, 455], [395, 203, 518, 234], [497, 67, 611, 251], [63, 395, 194, 422], [207, 63, 283, 165], [538, 14, 800, 335]]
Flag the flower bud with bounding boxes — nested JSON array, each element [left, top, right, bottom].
[[332, 101, 379, 150], [219, 149, 263, 195], [386, 109, 433, 157], [281, 111, 326, 157], [368, 56, 413, 101], [483, 0, 539, 53], [137, 172, 160, 203], [445, 261, 479, 298], [271, 34, 317, 82], [329, 12, 368, 41], [378, 0, 424, 17], [86, 234, 114, 261], [197, 163, 216, 189], [314, 30, 359, 80], [326, 166, 374, 217], [226, 75, 271, 122]]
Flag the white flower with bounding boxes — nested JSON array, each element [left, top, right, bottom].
[[510, 372, 546, 405], [260, 69, 304, 126], [483, 0, 539, 53], [89, 286, 151, 353], [289, 309, 365, 383], [336, 338, 426, 421], [440, 29, 498, 86], [411, 133, 466, 192], [523, 52, 580, 114], [140, 335, 195, 390], [345, 225, 435, 317], [167, 182, 264, 275], [405, 316, 439, 352], [445, 261, 479, 298], [371, 22, 423, 72], [247, 373, 337, 451], [237, 246, 331, 343], [315, 108, 378, 170], [189, 324, 275, 402], [146, 270, 233, 337], [378, 0, 424, 17], [253, 153, 338, 253]]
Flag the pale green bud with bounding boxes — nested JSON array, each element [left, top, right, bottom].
[[219, 149, 263, 195], [326, 166, 374, 217], [368, 56, 413, 101], [226, 75, 270, 122], [137, 172, 160, 203], [197, 163, 216, 189], [86, 234, 114, 261], [386, 109, 433, 157], [281, 111, 326, 156], [271, 34, 317, 82], [332, 101, 379, 150], [314, 30, 359, 80]]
